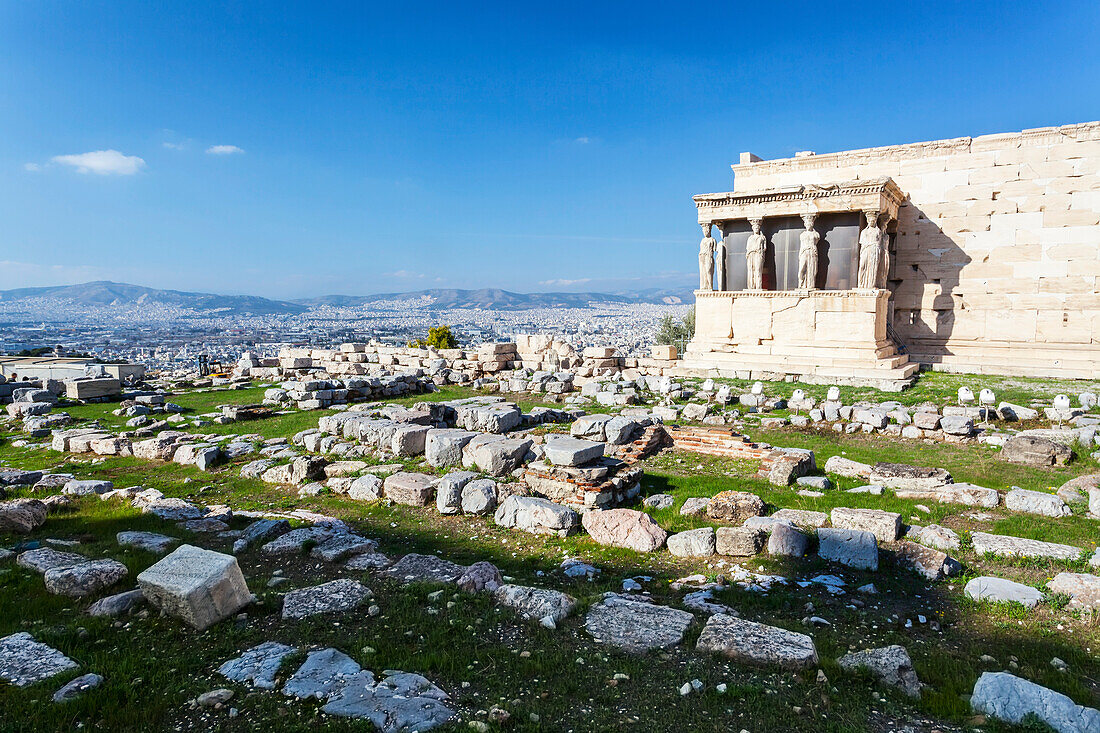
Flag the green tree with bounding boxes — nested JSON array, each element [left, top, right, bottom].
[[408, 325, 458, 349], [655, 306, 695, 346]]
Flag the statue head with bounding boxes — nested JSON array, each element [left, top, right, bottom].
[[700, 222, 712, 238], [749, 218, 762, 235], [864, 210, 879, 228], [801, 213, 816, 230]]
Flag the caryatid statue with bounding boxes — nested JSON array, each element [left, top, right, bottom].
[[857, 209, 884, 289], [746, 218, 766, 290], [713, 225, 727, 291], [698, 223, 716, 291], [797, 213, 820, 290]]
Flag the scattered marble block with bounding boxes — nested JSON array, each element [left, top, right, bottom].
[[715, 526, 765, 556], [0, 632, 79, 687], [494, 495, 579, 537], [830, 507, 902, 543], [971, 531, 1084, 561], [382, 472, 436, 507], [542, 436, 604, 467], [584, 594, 694, 652], [895, 541, 961, 581], [86, 589, 145, 617], [218, 641, 297, 690], [117, 531, 178, 554], [44, 559, 129, 598], [137, 544, 252, 630], [283, 648, 361, 700], [971, 671, 1099, 733], [282, 579, 371, 619], [492, 584, 577, 626], [1005, 488, 1071, 517], [696, 614, 818, 670], [322, 671, 454, 731], [666, 527, 716, 558], [385, 553, 464, 585], [965, 576, 1042, 608], [838, 645, 920, 697], [1047, 572, 1100, 611], [817, 528, 879, 571], [17, 548, 86, 574], [52, 672, 104, 702]]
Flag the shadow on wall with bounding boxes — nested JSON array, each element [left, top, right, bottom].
[[888, 202, 971, 363]]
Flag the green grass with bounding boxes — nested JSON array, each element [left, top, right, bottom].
[[2, 378, 1100, 732]]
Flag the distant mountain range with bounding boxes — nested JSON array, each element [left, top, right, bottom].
[[0, 281, 692, 315], [0, 281, 307, 316]]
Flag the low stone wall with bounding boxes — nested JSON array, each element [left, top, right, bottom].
[[664, 426, 813, 484]]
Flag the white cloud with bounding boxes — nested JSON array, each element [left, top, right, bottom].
[[51, 150, 145, 175], [539, 278, 592, 287], [23, 163, 41, 172], [206, 144, 244, 155], [574, 137, 590, 144], [162, 141, 185, 150]]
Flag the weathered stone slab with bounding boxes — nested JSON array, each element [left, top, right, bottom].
[[218, 641, 296, 690], [817, 528, 878, 570], [435, 471, 475, 515], [582, 508, 667, 552], [347, 474, 383, 501], [838, 645, 920, 697], [830, 507, 902, 543], [141, 498, 204, 521], [86, 589, 144, 617], [895, 541, 961, 581], [52, 672, 104, 702], [118, 531, 177, 554], [61, 479, 114, 496], [282, 648, 361, 700], [232, 518, 291, 554], [282, 579, 371, 619], [768, 522, 809, 557], [45, 559, 128, 598], [868, 463, 952, 491], [667, 527, 716, 557], [770, 508, 828, 529], [715, 526, 765, 556], [383, 472, 435, 506], [706, 491, 765, 523], [543, 436, 604, 467], [345, 551, 393, 571], [584, 594, 694, 652], [322, 671, 454, 731], [494, 495, 579, 537], [385, 553, 464, 585], [971, 531, 1083, 561], [311, 535, 377, 563], [0, 498, 48, 534], [894, 483, 1000, 508], [971, 671, 1099, 733], [696, 614, 818, 670], [824, 456, 872, 478], [492, 584, 577, 625], [1005, 488, 1070, 517], [965, 576, 1042, 608], [1002, 435, 1073, 466], [0, 632, 78, 687], [907, 524, 961, 551], [17, 548, 86, 574], [137, 544, 251, 630], [424, 429, 478, 468], [260, 526, 336, 556], [460, 479, 497, 516], [1047, 572, 1100, 610]]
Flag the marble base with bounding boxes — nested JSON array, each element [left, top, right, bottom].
[[679, 289, 917, 390]]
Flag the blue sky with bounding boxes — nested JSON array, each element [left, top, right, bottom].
[[2, 1, 1099, 299]]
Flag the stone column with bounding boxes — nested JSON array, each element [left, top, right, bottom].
[[713, 224, 728, 291], [746, 218, 766, 290], [797, 213, 820, 290], [857, 210, 883, 290], [698, 223, 716, 291]]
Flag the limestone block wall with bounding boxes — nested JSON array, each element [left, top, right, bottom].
[[730, 122, 1100, 378]]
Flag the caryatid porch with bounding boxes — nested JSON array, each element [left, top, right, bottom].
[[680, 178, 918, 389]]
